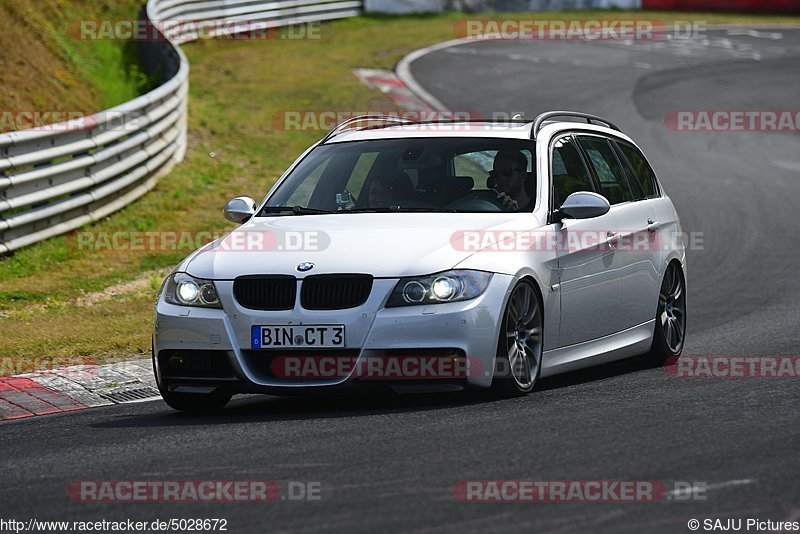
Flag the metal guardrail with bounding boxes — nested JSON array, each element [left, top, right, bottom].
[[0, 0, 362, 255], [152, 0, 363, 43]]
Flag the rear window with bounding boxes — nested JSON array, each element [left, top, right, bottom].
[[615, 140, 660, 199]]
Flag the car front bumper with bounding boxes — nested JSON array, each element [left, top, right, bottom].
[[153, 274, 515, 395]]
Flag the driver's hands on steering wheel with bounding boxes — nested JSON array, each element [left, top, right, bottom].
[[494, 190, 519, 211]]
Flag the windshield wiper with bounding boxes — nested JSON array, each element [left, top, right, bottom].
[[343, 207, 458, 213], [261, 206, 458, 215], [388, 207, 458, 213], [260, 206, 335, 216]]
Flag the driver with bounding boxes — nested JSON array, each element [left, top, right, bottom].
[[489, 149, 535, 212]]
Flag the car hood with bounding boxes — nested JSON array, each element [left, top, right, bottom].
[[183, 212, 541, 279]]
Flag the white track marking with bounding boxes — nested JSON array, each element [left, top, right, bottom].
[[667, 479, 756, 498], [726, 28, 784, 40]]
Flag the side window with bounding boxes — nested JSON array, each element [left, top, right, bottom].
[[551, 136, 594, 209], [615, 140, 659, 199], [577, 136, 634, 205]]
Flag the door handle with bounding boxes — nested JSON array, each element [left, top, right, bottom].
[[606, 231, 620, 246], [647, 219, 660, 232]]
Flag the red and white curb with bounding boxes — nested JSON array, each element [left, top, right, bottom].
[[0, 359, 158, 421], [353, 68, 437, 112]]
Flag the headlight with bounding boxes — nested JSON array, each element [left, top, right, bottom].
[[163, 273, 222, 308], [386, 270, 493, 307]]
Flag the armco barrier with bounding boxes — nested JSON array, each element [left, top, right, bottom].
[[0, 0, 362, 255]]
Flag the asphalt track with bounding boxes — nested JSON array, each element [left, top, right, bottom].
[[2, 27, 800, 533]]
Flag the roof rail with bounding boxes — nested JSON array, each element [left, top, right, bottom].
[[320, 114, 419, 144], [532, 111, 621, 138]]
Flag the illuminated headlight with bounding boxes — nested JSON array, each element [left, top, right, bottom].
[[163, 273, 222, 308], [386, 270, 493, 307], [431, 276, 459, 300]]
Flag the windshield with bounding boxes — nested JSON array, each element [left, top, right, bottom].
[[261, 138, 536, 214]]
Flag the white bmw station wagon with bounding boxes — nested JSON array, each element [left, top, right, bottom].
[[153, 111, 686, 411]]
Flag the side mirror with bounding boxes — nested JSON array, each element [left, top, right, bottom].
[[558, 192, 610, 220], [223, 196, 256, 223]]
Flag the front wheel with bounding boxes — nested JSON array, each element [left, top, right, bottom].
[[491, 280, 543, 397], [647, 262, 686, 364], [159, 389, 231, 412]]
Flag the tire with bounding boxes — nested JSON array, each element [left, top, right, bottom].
[[152, 340, 232, 412], [647, 261, 687, 365], [491, 280, 544, 397], [159, 389, 231, 412]]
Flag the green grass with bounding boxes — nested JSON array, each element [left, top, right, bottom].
[[2, 10, 799, 367], [51, 30, 154, 109], [0, 0, 156, 124], [48, 1, 158, 108]]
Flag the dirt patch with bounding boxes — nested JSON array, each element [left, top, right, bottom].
[[74, 268, 171, 307]]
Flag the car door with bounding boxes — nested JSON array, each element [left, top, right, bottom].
[[551, 134, 622, 347], [613, 138, 664, 329], [576, 135, 660, 333]]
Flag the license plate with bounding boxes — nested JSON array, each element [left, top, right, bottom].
[[251, 325, 345, 349]]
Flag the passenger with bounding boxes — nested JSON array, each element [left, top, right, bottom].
[[367, 172, 414, 208]]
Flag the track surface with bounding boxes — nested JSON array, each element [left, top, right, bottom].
[[3, 28, 800, 533]]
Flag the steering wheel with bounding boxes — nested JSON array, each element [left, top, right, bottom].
[[446, 190, 508, 212]]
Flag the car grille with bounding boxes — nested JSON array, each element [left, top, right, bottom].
[[300, 274, 373, 310], [234, 276, 296, 310]]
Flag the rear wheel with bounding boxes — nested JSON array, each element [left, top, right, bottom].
[[492, 280, 543, 397], [647, 262, 686, 364]]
